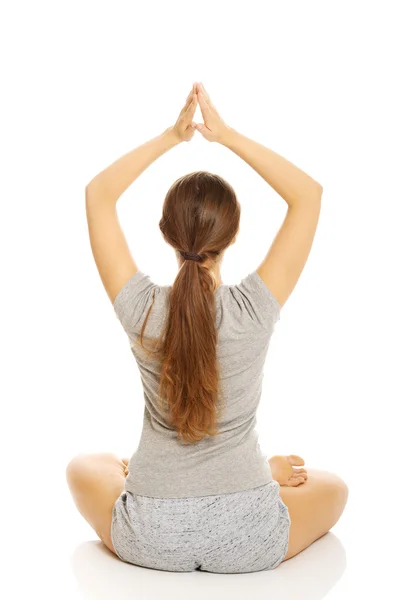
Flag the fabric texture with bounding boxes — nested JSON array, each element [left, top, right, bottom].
[[111, 480, 290, 573], [113, 269, 281, 499]]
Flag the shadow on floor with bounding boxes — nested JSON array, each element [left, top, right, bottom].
[[71, 532, 346, 600]]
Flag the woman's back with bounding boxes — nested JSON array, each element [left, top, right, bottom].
[[114, 269, 281, 498]]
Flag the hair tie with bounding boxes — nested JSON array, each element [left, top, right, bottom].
[[181, 251, 203, 262]]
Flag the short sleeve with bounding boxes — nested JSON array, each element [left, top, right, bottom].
[[234, 270, 281, 328], [113, 270, 159, 338]]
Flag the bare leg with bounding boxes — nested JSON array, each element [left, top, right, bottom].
[[66, 453, 347, 564], [66, 453, 128, 555], [278, 467, 348, 561]]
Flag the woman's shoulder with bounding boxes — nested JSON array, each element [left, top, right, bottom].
[[222, 270, 281, 329]]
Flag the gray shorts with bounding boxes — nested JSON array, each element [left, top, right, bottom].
[[111, 480, 290, 573]]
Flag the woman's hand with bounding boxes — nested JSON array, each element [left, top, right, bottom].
[[268, 455, 308, 487], [171, 84, 198, 143], [195, 82, 231, 143]]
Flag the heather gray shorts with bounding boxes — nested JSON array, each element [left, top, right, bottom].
[[111, 480, 290, 573]]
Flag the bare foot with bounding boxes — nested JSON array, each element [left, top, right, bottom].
[[268, 455, 308, 487], [122, 457, 129, 477]]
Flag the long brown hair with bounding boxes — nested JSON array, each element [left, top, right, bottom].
[[137, 171, 241, 443]]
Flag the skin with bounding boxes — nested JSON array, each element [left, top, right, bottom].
[[68, 82, 348, 565]]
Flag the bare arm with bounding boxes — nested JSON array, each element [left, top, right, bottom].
[[85, 127, 181, 209], [221, 128, 322, 210], [195, 82, 323, 309], [221, 128, 323, 308], [84, 86, 198, 304]]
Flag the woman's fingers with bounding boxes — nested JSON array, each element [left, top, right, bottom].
[[199, 82, 211, 103], [179, 95, 197, 125], [180, 86, 196, 116], [198, 91, 210, 108], [186, 82, 196, 101], [185, 94, 198, 122], [184, 84, 196, 107], [193, 82, 228, 142], [197, 90, 211, 121]]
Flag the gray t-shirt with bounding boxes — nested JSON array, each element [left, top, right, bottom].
[[113, 269, 281, 499]]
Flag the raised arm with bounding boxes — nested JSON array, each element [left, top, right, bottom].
[[85, 85, 198, 304], [195, 82, 323, 308], [221, 129, 322, 308]]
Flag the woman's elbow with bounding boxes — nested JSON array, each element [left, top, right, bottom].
[[313, 181, 323, 202], [85, 177, 107, 204]]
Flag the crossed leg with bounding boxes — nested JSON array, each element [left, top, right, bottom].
[[66, 453, 129, 556], [279, 468, 349, 561], [66, 454, 348, 564]]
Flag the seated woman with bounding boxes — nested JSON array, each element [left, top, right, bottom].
[[66, 82, 348, 574]]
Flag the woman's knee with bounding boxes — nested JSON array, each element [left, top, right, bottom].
[[66, 452, 125, 484], [321, 470, 348, 500], [281, 468, 348, 560], [66, 453, 105, 480], [66, 453, 88, 483], [329, 472, 349, 517], [308, 468, 348, 492], [309, 469, 349, 524]]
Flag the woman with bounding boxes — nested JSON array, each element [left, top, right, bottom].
[[67, 82, 348, 573]]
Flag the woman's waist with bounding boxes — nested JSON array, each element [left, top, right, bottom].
[[125, 442, 273, 499]]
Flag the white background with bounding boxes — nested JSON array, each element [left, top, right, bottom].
[[2, 1, 399, 598]]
